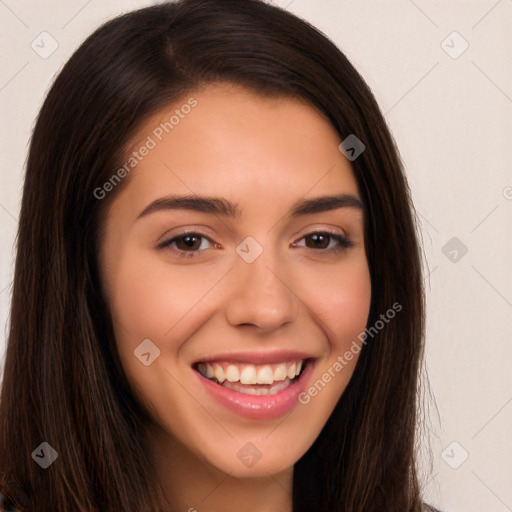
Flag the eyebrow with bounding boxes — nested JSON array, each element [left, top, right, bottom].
[[136, 193, 363, 220]]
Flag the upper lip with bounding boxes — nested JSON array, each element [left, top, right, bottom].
[[193, 350, 316, 366]]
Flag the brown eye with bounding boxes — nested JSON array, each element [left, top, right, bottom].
[[174, 234, 203, 251], [157, 232, 214, 258], [304, 233, 330, 249], [295, 231, 353, 253]]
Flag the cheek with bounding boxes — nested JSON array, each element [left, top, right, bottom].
[[306, 257, 372, 351], [288, 257, 371, 446], [106, 249, 223, 341]]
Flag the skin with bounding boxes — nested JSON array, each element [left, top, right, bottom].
[[99, 83, 371, 512]]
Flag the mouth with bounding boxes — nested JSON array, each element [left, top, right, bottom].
[[193, 359, 309, 395], [192, 355, 314, 419]]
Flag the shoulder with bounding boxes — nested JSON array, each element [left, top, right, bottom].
[[0, 486, 23, 512]]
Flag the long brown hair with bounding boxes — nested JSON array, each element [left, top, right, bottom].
[[0, 1, 432, 510]]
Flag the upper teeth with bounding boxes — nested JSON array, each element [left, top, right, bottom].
[[197, 360, 304, 385]]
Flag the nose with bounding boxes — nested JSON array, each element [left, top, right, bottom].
[[225, 247, 299, 332]]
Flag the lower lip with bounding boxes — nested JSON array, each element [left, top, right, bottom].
[[194, 361, 314, 420]]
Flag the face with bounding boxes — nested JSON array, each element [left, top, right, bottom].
[[99, 83, 371, 479]]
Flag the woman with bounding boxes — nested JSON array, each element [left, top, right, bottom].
[[0, 0, 439, 510]]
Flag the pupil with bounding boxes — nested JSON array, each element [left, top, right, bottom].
[[180, 235, 200, 250], [308, 233, 328, 249]]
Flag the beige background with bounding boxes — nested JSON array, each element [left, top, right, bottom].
[[1, 1, 511, 510]]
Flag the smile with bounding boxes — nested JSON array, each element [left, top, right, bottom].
[[192, 356, 314, 419], [196, 360, 304, 391]]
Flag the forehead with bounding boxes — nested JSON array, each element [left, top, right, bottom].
[[115, 83, 360, 215]]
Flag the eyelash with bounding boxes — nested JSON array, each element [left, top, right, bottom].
[[157, 230, 354, 259]]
